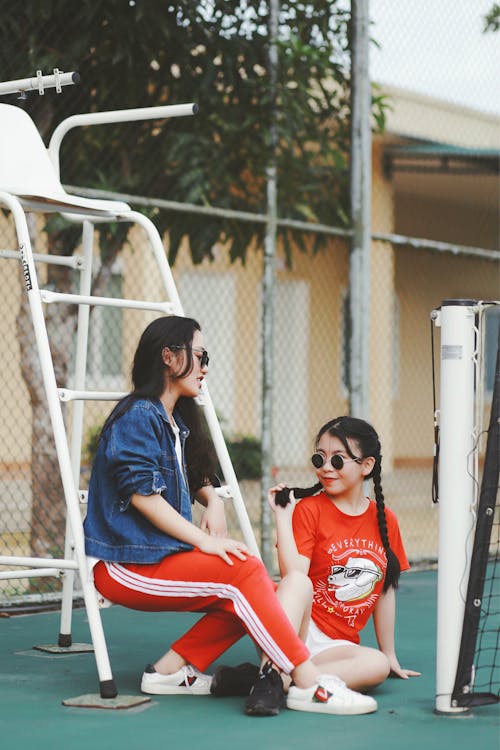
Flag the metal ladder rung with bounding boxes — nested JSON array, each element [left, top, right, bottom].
[[0, 567, 63, 580], [0, 554, 79, 570], [40, 289, 174, 314], [0, 249, 82, 268], [58, 388, 128, 402]]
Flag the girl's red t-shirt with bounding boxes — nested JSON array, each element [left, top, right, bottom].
[[292, 492, 409, 643]]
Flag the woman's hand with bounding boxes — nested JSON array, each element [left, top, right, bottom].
[[196, 486, 228, 537], [200, 504, 227, 536], [200, 497, 227, 537], [197, 534, 250, 565], [386, 653, 421, 679], [268, 483, 296, 514]]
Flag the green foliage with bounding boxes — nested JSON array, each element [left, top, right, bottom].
[[483, 3, 500, 32], [84, 417, 261, 481], [83, 423, 102, 468], [371, 84, 392, 133], [0, 1, 385, 266], [225, 435, 262, 481]]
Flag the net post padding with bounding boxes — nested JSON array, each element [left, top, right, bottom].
[[435, 300, 477, 714], [452, 326, 500, 708]]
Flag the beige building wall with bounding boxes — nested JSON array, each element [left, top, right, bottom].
[[394, 250, 498, 459], [173, 239, 263, 437], [276, 236, 350, 446], [396, 191, 499, 251], [173, 232, 351, 452]]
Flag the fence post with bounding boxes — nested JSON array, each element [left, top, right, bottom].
[[349, 0, 372, 419], [260, 0, 280, 570]]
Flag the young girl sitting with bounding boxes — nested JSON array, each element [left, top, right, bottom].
[[267, 416, 420, 708]]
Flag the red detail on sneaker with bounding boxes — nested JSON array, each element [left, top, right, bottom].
[[313, 686, 332, 704], [186, 675, 197, 687]]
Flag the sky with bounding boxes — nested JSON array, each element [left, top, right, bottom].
[[369, 0, 500, 116]]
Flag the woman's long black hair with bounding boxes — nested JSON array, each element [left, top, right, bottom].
[[101, 315, 216, 493], [275, 416, 400, 591]]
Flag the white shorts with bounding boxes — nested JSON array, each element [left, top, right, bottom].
[[305, 619, 356, 658]]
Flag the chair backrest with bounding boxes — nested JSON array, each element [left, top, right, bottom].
[[0, 103, 66, 199]]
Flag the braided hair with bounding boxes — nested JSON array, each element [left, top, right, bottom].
[[275, 416, 400, 591]]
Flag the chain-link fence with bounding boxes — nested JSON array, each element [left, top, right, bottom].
[[1, 224, 497, 601], [0, 1, 498, 603]]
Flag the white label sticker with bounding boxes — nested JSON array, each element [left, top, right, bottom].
[[442, 345, 463, 360]]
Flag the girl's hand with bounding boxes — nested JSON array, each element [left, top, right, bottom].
[[197, 535, 250, 566], [268, 484, 296, 513], [387, 654, 421, 679], [200, 495, 227, 537]]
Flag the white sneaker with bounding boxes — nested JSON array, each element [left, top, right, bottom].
[[286, 674, 377, 715], [141, 664, 213, 695]]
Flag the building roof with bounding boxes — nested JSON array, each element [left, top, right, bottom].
[[379, 84, 500, 151], [384, 140, 500, 178]]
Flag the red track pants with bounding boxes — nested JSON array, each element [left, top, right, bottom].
[[93, 551, 309, 674]]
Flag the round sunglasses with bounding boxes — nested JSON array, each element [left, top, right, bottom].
[[311, 453, 361, 470]]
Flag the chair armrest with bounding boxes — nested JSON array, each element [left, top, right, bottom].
[[48, 102, 198, 176]]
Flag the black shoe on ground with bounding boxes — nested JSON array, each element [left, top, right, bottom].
[[244, 661, 285, 716], [210, 662, 260, 697]]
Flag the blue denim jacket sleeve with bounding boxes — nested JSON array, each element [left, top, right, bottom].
[[105, 404, 173, 510], [84, 399, 193, 562]]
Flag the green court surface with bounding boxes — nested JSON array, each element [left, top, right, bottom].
[[1, 570, 498, 750]]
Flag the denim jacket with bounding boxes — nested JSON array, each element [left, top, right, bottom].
[[84, 397, 194, 563]]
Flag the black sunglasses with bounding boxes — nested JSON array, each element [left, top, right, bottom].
[[193, 347, 210, 368], [311, 453, 361, 470], [167, 345, 209, 368]]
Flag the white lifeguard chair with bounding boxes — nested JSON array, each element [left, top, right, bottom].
[[0, 71, 259, 705]]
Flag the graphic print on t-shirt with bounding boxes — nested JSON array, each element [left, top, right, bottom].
[[327, 557, 383, 601], [314, 539, 386, 627]]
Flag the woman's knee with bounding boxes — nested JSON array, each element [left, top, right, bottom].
[[368, 650, 391, 685], [231, 554, 272, 586]]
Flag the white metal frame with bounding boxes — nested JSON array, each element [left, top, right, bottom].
[[0, 96, 259, 700]]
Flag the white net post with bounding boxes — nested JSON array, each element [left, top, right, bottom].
[[435, 299, 477, 713]]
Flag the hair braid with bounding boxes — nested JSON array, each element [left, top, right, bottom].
[[372, 456, 400, 591], [275, 482, 322, 507]]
